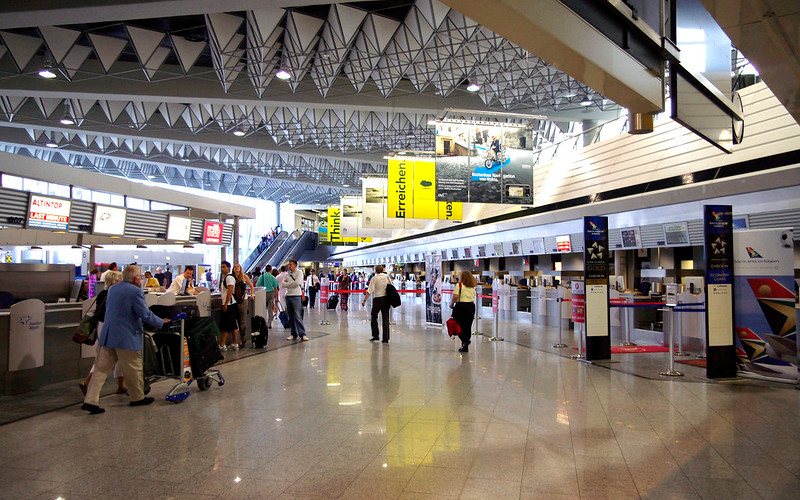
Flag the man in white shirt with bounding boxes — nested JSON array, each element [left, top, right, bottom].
[[305, 269, 320, 309], [166, 266, 196, 295], [280, 260, 307, 341], [99, 262, 118, 283], [362, 265, 392, 343]]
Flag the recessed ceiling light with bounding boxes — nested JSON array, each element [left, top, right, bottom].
[[580, 99, 593, 107], [60, 116, 75, 125], [38, 67, 57, 79], [342, 184, 350, 187], [562, 92, 578, 98], [233, 129, 246, 137], [466, 82, 480, 92], [46, 142, 58, 148], [275, 69, 291, 80], [276, 168, 285, 173]]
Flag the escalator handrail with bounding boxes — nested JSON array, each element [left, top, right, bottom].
[[245, 231, 288, 273]]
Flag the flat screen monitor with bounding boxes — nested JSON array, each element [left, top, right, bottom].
[[618, 227, 642, 249], [477, 245, 486, 257], [450, 249, 458, 260], [663, 222, 690, 246], [70, 279, 84, 302], [440, 250, 448, 260], [532, 237, 546, 254], [27, 194, 71, 231], [167, 215, 192, 241], [556, 235, 571, 252], [93, 204, 127, 236], [462, 247, 472, 259]]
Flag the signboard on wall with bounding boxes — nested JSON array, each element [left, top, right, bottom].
[[387, 158, 463, 221], [92, 204, 127, 236], [27, 194, 71, 231], [703, 205, 737, 378], [556, 235, 572, 252], [167, 215, 192, 241], [663, 221, 690, 246], [618, 227, 642, 249], [202, 220, 224, 244], [583, 216, 610, 360]]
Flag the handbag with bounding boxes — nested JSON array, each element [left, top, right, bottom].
[[73, 296, 100, 345], [446, 317, 461, 337]]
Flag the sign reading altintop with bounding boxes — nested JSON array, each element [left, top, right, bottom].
[[27, 194, 71, 231]]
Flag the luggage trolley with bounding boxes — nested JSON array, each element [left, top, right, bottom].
[[144, 313, 225, 403]]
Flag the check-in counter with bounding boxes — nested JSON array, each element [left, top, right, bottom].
[[516, 289, 530, 312], [530, 286, 546, 325], [0, 291, 233, 395]]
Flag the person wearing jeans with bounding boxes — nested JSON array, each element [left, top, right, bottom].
[[362, 265, 391, 343], [281, 259, 307, 341]]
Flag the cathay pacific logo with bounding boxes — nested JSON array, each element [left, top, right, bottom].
[[745, 247, 763, 258]]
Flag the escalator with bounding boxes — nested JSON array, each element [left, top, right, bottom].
[[243, 231, 288, 274], [268, 230, 316, 268]]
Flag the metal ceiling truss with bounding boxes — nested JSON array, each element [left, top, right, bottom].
[[0, 142, 346, 205], [0, 0, 611, 113]]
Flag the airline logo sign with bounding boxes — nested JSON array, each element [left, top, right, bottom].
[[387, 158, 462, 221], [203, 221, 224, 244]]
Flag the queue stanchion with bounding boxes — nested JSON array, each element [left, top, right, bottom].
[[659, 305, 683, 377], [622, 299, 637, 346], [674, 303, 690, 357], [570, 282, 585, 359], [553, 297, 568, 348], [473, 289, 481, 336], [487, 286, 503, 342], [319, 279, 330, 325]]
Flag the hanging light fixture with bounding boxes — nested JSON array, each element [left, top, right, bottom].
[[275, 68, 291, 80], [60, 101, 75, 125], [38, 59, 57, 79], [466, 81, 480, 92], [46, 142, 58, 148], [232, 128, 246, 137]]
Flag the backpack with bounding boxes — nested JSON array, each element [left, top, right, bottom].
[[385, 283, 401, 308]]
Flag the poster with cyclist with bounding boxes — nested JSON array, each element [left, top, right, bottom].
[[433, 122, 533, 204]]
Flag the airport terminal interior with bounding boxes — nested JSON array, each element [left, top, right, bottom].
[[0, 0, 799, 499]]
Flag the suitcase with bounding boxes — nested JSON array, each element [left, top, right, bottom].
[[327, 294, 339, 310], [150, 304, 199, 323], [185, 317, 223, 376], [251, 315, 269, 348], [142, 332, 161, 377]]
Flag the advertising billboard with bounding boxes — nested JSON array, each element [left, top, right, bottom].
[[434, 122, 533, 204], [202, 220, 224, 244], [92, 204, 127, 236], [27, 194, 71, 231]]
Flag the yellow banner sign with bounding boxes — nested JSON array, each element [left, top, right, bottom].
[[387, 158, 463, 221]]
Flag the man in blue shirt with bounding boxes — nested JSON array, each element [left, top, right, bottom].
[[82, 265, 171, 414]]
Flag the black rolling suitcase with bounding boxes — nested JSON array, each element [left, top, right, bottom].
[[185, 317, 223, 376], [327, 294, 339, 310], [251, 315, 269, 348]]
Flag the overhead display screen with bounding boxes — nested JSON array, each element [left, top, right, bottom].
[[556, 235, 572, 252], [92, 204, 127, 236], [618, 227, 642, 249], [663, 222, 690, 246], [167, 215, 192, 241], [27, 194, 71, 231]]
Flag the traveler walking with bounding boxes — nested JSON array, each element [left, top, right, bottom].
[[362, 265, 391, 343], [280, 259, 307, 341], [81, 265, 171, 414], [256, 265, 279, 327], [338, 269, 351, 311], [451, 271, 477, 352], [79, 270, 125, 396], [217, 261, 240, 351], [305, 269, 320, 308]]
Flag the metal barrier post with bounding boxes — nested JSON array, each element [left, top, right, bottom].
[[659, 306, 683, 377], [570, 324, 585, 360], [486, 287, 503, 341], [553, 297, 567, 348], [473, 292, 481, 336], [622, 304, 637, 346], [674, 306, 689, 356], [319, 280, 330, 325]]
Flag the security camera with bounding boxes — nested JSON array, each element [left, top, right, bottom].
[[779, 230, 792, 248]]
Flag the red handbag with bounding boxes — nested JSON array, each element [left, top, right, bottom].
[[446, 317, 461, 337]]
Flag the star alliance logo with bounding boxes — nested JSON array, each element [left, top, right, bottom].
[[711, 236, 727, 255], [588, 241, 604, 259], [588, 221, 599, 230], [711, 211, 724, 221]]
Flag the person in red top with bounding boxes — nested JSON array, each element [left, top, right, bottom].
[[338, 269, 351, 311]]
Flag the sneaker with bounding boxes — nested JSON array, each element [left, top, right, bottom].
[[381, 340, 389, 344], [301, 336, 309, 342], [369, 337, 380, 342], [81, 403, 105, 414], [232, 343, 240, 350], [129, 396, 155, 407], [458, 346, 468, 353], [286, 336, 295, 341], [220, 345, 227, 352]]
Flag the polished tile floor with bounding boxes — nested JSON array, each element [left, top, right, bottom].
[[1, 302, 799, 499]]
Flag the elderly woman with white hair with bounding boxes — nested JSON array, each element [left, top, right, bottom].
[[79, 270, 125, 395]]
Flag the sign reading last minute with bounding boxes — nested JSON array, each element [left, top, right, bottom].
[[27, 194, 71, 231]]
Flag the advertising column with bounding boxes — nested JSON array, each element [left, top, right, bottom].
[[425, 252, 443, 325], [733, 228, 797, 382], [583, 216, 611, 361], [703, 205, 737, 378]]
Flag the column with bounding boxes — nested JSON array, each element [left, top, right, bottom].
[[583, 216, 611, 361]]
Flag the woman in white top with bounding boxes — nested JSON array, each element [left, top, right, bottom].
[[362, 265, 392, 343], [451, 270, 477, 352]]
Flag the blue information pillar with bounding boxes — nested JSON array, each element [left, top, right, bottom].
[[703, 205, 737, 378], [583, 216, 611, 361]]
